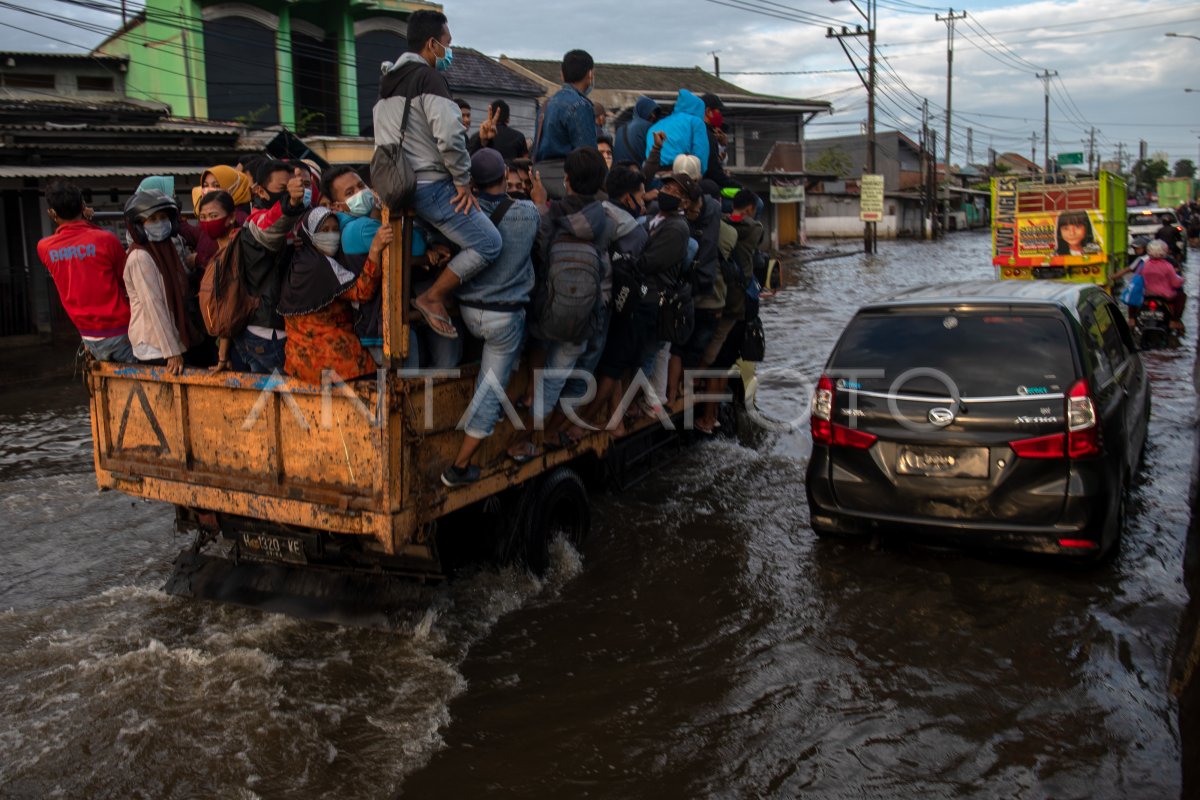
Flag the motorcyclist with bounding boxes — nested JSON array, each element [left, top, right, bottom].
[[1155, 214, 1184, 262], [1140, 239, 1186, 332]]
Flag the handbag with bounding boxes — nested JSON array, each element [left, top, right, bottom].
[[370, 83, 416, 213], [656, 284, 694, 345], [741, 316, 766, 362], [1120, 273, 1145, 307]]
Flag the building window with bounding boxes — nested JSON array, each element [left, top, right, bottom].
[[77, 75, 114, 92], [356, 30, 407, 137], [3, 74, 55, 90], [203, 16, 279, 125]]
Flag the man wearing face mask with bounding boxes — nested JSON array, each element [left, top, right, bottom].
[[233, 167, 309, 373], [532, 49, 598, 200], [699, 93, 744, 206], [374, 9, 501, 339], [322, 166, 383, 256]]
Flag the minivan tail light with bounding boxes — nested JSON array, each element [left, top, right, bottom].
[[1010, 433, 1066, 459], [832, 424, 877, 449], [812, 374, 833, 445], [1067, 378, 1102, 459]]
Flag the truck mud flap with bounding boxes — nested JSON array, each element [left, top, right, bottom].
[[602, 413, 689, 491]]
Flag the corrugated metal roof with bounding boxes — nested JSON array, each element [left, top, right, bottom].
[[0, 51, 127, 62], [0, 122, 243, 136], [0, 165, 203, 179]]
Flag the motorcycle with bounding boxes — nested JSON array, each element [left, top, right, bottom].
[[1134, 296, 1178, 350]]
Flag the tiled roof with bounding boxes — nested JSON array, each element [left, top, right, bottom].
[[446, 48, 544, 97], [506, 58, 828, 109]]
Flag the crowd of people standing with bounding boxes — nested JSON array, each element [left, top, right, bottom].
[[36, 8, 769, 488]]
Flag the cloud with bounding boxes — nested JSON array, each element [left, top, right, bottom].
[[1, 0, 1197, 163]]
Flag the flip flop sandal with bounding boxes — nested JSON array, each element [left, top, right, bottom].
[[507, 442, 540, 464], [411, 300, 459, 339]]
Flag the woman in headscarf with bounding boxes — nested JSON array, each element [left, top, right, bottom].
[[122, 191, 201, 375], [278, 206, 393, 384], [191, 165, 253, 214]]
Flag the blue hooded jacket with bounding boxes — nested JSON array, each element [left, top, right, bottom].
[[613, 96, 659, 163], [645, 89, 710, 174]]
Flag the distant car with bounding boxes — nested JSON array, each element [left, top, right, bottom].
[[806, 281, 1150, 560], [1128, 207, 1186, 260]]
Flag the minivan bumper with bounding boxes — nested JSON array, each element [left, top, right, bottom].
[[806, 447, 1115, 558]]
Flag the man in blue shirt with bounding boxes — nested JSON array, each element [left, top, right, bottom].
[[442, 148, 539, 487], [534, 50, 597, 185]]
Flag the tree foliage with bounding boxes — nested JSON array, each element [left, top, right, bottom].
[[808, 147, 854, 179], [1174, 159, 1197, 179], [1131, 158, 1170, 191]]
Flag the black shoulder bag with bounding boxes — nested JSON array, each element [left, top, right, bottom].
[[371, 79, 417, 213]]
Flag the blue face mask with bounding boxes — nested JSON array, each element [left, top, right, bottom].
[[143, 219, 172, 242], [434, 41, 453, 72], [346, 188, 377, 218], [302, 187, 312, 207]]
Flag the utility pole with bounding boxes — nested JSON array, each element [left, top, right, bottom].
[[827, 0, 877, 254], [1087, 127, 1096, 174], [1117, 142, 1126, 173], [936, 9, 967, 237], [921, 98, 930, 239], [1031, 132, 1038, 166], [966, 126, 974, 165], [1035, 69, 1058, 179], [710, 50, 721, 78]]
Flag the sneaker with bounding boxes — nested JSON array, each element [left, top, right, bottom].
[[441, 464, 481, 487]]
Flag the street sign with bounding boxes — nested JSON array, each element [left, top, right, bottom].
[[860, 174, 884, 222], [769, 180, 805, 204], [1058, 152, 1084, 166]]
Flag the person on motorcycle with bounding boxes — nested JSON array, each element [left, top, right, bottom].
[[1155, 214, 1184, 261], [1140, 239, 1186, 331]]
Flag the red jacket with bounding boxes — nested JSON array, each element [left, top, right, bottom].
[[37, 220, 131, 337]]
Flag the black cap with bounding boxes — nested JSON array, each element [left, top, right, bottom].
[[470, 147, 506, 188], [662, 172, 699, 200], [701, 93, 725, 111]]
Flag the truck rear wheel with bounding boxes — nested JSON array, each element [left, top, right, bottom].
[[504, 466, 590, 576]]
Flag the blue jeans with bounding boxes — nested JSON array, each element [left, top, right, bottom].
[[459, 308, 525, 439], [562, 309, 610, 402], [413, 179, 503, 281], [234, 330, 286, 374], [533, 338, 588, 425], [83, 333, 134, 362]]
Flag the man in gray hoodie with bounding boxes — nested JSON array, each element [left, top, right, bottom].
[[373, 10, 501, 339]]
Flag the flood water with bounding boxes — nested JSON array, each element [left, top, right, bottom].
[[0, 232, 1191, 798]]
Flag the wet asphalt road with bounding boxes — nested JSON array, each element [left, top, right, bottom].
[[0, 232, 1192, 798]]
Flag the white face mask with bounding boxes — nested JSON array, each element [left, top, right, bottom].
[[313, 231, 341, 256], [143, 219, 172, 242]]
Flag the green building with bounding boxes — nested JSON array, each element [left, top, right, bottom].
[[94, 0, 442, 137]]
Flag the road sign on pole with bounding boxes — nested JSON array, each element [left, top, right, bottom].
[[860, 174, 884, 222], [1058, 152, 1084, 166]]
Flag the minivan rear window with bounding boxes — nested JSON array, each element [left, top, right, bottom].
[[829, 311, 1076, 398]]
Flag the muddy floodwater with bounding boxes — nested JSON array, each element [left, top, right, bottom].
[[0, 232, 1192, 798]]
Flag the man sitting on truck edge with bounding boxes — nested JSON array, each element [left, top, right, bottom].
[[442, 148, 540, 487], [375, 9, 502, 340], [37, 180, 134, 362]]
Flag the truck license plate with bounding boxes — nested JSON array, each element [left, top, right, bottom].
[[240, 532, 307, 564], [897, 446, 989, 478]]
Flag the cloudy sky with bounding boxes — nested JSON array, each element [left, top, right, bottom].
[[2, 0, 1198, 167]]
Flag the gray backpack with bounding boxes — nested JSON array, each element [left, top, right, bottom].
[[536, 235, 602, 344]]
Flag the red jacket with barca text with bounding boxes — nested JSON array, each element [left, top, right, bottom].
[[36, 220, 131, 337]]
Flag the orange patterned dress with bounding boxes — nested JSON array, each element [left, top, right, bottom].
[[283, 258, 381, 384]]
